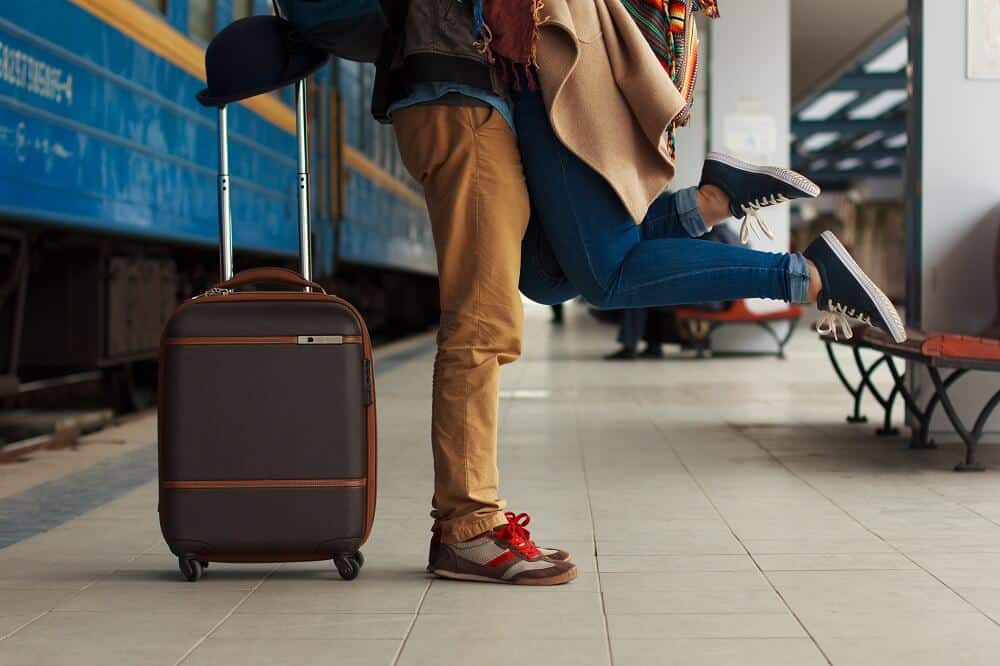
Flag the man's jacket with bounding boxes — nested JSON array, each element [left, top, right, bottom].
[[373, 0, 506, 122]]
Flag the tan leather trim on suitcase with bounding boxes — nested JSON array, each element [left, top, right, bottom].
[[164, 335, 363, 346], [362, 401, 377, 543], [162, 478, 366, 489]]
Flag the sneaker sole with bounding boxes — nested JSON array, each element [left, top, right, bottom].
[[819, 231, 907, 343], [431, 566, 579, 586], [706, 152, 821, 198]]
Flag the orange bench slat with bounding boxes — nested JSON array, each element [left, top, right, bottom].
[[675, 300, 804, 323], [922, 334, 1000, 362]]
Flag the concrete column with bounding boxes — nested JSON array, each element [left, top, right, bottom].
[[707, 0, 793, 353], [912, 0, 1000, 441]]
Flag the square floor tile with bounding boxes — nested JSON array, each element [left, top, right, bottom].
[[607, 613, 805, 639], [611, 638, 827, 666], [409, 611, 606, 640], [182, 638, 401, 666], [753, 553, 918, 571], [397, 638, 610, 666], [54, 581, 250, 614], [766, 571, 975, 614], [213, 612, 413, 640], [0, 610, 220, 666]]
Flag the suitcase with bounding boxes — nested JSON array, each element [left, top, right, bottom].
[[158, 81, 376, 582]]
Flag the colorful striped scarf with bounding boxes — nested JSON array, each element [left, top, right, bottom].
[[619, 0, 719, 157]]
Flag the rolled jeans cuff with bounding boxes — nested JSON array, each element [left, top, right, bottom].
[[675, 186, 711, 238], [788, 252, 811, 304]]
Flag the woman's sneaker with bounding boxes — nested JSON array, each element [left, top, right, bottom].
[[804, 231, 907, 343], [429, 513, 578, 585], [700, 152, 820, 243]]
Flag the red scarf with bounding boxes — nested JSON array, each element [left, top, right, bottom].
[[481, 0, 546, 91]]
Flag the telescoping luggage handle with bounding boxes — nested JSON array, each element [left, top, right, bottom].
[[216, 80, 312, 284]]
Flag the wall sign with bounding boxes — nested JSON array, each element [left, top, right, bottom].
[[968, 0, 1000, 79]]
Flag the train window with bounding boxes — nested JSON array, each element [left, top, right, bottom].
[[233, 0, 254, 19], [188, 0, 217, 43], [136, 0, 167, 13]]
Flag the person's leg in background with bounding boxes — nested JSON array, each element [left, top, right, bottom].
[[394, 104, 578, 585], [607, 309, 648, 360]]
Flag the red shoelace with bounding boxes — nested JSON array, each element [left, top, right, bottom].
[[496, 511, 542, 559]]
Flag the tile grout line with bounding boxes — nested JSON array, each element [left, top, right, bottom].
[[576, 401, 615, 666], [647, 416, 835, 666], [173, 567, 278, 666], [390, 578, 433, 666], [737, 425, 1000, 629]]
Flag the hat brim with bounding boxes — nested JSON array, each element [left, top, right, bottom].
[[197, 52, 328, 108]]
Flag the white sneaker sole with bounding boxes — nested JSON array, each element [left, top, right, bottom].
[[820, 231, 907, 343], [706, 151, 821, 198], [431, 567, 578, 586]]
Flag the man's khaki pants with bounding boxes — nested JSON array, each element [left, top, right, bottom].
[[393, 104, 530, 544]]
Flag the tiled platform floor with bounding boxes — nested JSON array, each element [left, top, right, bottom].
[[2, 302, 1000, 665]]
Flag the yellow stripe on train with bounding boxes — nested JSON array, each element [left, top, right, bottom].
[[68, 0, 422, 208]]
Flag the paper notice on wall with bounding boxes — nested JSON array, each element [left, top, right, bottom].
[[968, 0, 1000, 78], [723, 113, 778, 157]]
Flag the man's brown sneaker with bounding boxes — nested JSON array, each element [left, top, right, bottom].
[[428, 511, 572, 572], [429, 512, 578, 585]]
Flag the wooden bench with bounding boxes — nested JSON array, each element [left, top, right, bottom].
[[675, 300, 805, 359], [821, 324, 1000, 471]]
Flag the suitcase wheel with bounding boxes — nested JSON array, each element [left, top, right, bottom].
[[334, 552, 364, 581], [179, 557, 205, 582]]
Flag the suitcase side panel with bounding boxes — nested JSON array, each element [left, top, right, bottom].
[[161, 486, 365, 556], [160, 343, 366, 480]]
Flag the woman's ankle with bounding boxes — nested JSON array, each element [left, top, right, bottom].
[[806, 259, 822, 302], [696, 185, 731, 228]]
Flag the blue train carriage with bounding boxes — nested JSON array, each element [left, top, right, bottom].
[[0, 0, 436, 408]]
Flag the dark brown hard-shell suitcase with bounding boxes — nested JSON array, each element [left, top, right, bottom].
[[158, 81, 376, 582]]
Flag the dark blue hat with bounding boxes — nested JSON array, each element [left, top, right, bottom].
[[197, 15, 328, 107]]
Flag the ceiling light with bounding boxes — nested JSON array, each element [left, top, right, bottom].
[[810, 159, 829, 171], [864, 38, 908, 73], [873, 157, 899, 169], [800, 132, 841, 152], [798, 91, 860, 121], [836, 158, 863, 171], [853, 131, 885, 149], [884, 132, 908, 149], [847, 90, 908, 119]]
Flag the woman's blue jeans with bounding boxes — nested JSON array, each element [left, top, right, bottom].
[[515, 92, 811, 308]]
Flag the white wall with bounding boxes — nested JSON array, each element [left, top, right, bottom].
[[672, 17, 708, 189], [918, 1, 1000, 440], [708, 0, 793, 353]]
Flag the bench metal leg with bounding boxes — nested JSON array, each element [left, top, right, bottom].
[[825, 341, 868, 423], [884, 357, 947, 450], [925, 367, 1000, 472], [850, 349, 902, 437]]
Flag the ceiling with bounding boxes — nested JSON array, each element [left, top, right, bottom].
[[791, 0, 906, 104]]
